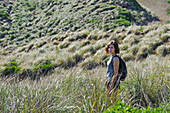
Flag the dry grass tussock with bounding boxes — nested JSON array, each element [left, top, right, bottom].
[[0, 55, 169, 112]]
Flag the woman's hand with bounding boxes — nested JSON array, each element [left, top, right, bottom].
[[105, 80, 108, 86], [112, 76, 117, 84]]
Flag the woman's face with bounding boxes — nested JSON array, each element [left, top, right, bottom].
[[108, 44, 115, 54]]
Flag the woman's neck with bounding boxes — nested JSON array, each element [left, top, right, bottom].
[[110, 53, 116, 57]]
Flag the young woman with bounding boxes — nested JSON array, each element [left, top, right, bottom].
[[105, 40, 120, 103]]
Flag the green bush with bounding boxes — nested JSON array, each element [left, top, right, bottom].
[[166, 20, 170, 24], [3, 61, 21, 76], [33, 64, 52, 72], [115, 19, 131, 26], [33, 60, 53, 79], [104, 101, 168, 113]]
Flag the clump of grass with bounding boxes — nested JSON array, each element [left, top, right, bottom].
[[136, 45, 152, 60], [93, 48, 109, 65], [80, 58, 98, 69], [121, 53, 134, 61], [116, 33, 126, 40], [59, 41, 70, 49], [80, 40, 90, 48], [130, 45, 139, 55], [160, 33, 170, 42], [120, 44, 129, 51], [87, 34, 98, 40], [156, 45, 166, 55]]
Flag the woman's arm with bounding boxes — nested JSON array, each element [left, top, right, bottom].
[[112, 57, 119, 84]]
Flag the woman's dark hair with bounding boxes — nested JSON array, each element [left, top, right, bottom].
[[105, 40, 120, 54]]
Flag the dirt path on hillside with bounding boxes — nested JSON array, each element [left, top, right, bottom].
[[137, 0, 170, 23]]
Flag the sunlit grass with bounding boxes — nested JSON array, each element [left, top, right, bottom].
[[0, 56, 169, 112]]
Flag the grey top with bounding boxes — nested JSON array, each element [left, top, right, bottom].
[[107, 55, 119, 81]]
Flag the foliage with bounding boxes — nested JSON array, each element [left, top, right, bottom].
[[104, 101, 168, 113], [2, 61, 21, 75], [167, 8, 170, 15], [33, 60, 52, 72], [115, 19, 131, 26], [166, 20, 170, 24]]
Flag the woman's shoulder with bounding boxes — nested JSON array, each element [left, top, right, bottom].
[[112, 55, 119, 62], [113, 57, 119, 61]]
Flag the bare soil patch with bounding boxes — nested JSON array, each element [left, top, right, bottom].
[[137, 0, 170, 23]]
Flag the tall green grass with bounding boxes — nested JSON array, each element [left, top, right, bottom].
[[0, 56, 169, 112]]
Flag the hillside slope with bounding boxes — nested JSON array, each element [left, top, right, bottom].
[[0, 0, 169, 79]]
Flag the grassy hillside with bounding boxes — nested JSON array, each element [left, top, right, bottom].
[[0, 0, 169, 76], [0, 23, 169, 79]]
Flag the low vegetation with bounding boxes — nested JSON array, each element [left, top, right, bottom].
[[0, 56, 169, 112], [0, 0, 169, 112]]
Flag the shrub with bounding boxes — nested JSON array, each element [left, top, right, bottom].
[[104, 101, 168, 113], [115, 19, 131, 26], [32, 60, 53, 79], [2, 61, 21, 76], [166, 20, 170, 24]]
